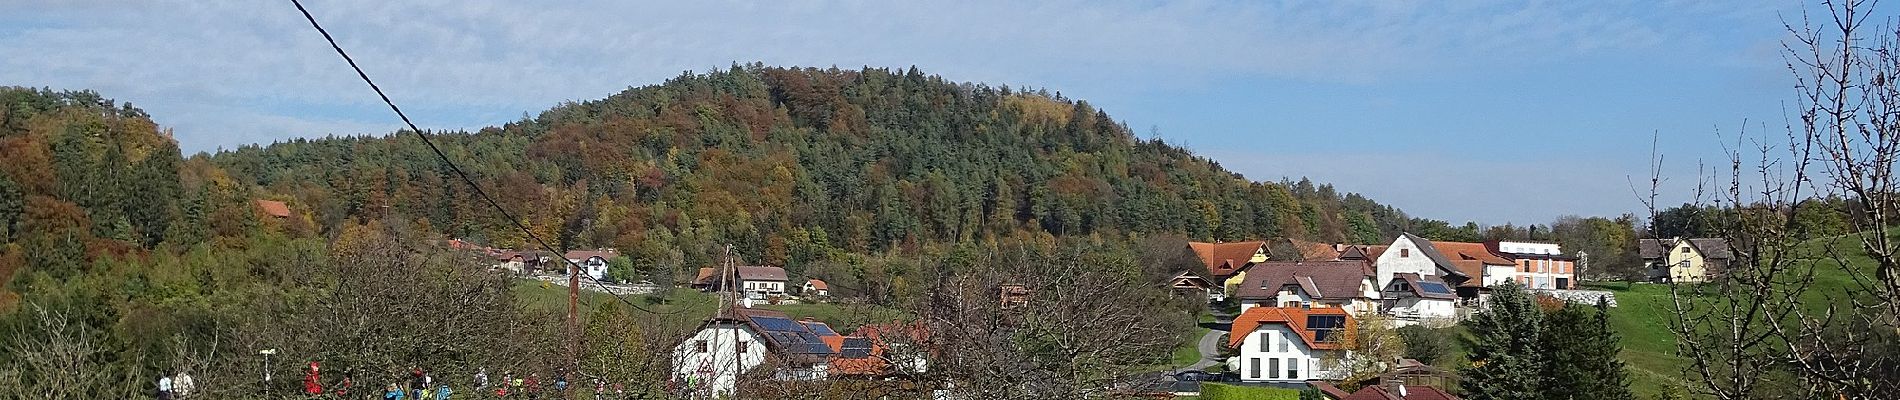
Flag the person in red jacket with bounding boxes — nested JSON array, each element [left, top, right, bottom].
[[302, 362, 323, 395]]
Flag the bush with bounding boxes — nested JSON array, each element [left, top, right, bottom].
[[1397, 325, 1453, 366]]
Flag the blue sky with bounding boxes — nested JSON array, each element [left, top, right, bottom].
[[1, 0, 1872, 225]]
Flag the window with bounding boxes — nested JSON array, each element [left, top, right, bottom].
[[1681, 247, 1691, 254], [1278, 332, 1289, 352], [1250, 358, 1262, 379], [1400, 248, 1410, 257], [695, 340, 708, 353], [1269, 358, 1281, 379], [1287, 358, 1299, 380], [1260, 332, 1271, 352], [737, 341, 748, 353]]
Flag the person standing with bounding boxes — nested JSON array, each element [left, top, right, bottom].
[[303, 362, 324, 396], [433, 383, 452, 400], [474, 368, 489, 392], [172, 370, 194, 398], [156, 371, 174, 400], [383, 383, 405, 400]]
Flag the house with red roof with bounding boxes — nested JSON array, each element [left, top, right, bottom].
[[254, 199, 291, 219], [693, 266, 790, 300], [1228, 306, 1355, 383], [563, 249, 618, 281], [1186, 241, 1269, 300], [1371, 234, 1467, 326], [802, 279, 829, 297], [1234, 261, 1379, 314]]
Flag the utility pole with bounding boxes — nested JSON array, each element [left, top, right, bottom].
[[566, 257, 580, 400]]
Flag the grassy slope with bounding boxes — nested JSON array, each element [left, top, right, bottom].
[[1591, 234, 1878, 398]]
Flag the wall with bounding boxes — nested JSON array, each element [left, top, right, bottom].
[[671, 322, 768, 397], [1375, 236, 1439, 288], [1235, 325, 1343, 382]]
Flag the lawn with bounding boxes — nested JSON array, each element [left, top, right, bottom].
[[1196, 383, 1301, 400], [1584, 234, 1878, 398]]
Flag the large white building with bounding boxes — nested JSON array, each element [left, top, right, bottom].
[[671, 308, 836, 396], [1372, 234, 1465, 325], [1228, 306, 1353, 383], [1492, 240, 1578, 289]]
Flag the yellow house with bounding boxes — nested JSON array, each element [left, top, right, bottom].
[[1640, 238, 1732, 283], [1187, 241, 1269, 297]]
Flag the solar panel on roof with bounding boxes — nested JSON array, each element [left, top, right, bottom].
[[1418, 282, 1452, 294], [805, 322, 838, 336], [752, 317, 806, 332]]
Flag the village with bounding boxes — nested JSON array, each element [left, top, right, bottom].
[[422, 210, 1731, 400]]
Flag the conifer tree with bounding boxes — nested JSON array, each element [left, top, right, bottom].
[[1460, 282, 1545, 400], [1539, 298, 1634, 400]]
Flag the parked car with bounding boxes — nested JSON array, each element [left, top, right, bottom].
[[1174, 370, 1220, 382]]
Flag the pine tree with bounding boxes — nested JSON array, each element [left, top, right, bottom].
[[1460, 282, 1545, 400], [1539, 298, 1635, 400]]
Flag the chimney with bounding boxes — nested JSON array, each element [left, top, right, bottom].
[[1385, 378, 1406, 398], [1333, 242, 1344, 252]]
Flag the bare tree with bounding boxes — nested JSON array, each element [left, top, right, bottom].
[[1665, 1, 1900, 398]]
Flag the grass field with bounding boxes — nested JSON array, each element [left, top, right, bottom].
[[1588, 234, 1878, 398]]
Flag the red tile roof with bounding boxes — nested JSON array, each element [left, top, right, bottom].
[[1228, 306, 1355, 350], [1430, 241, 1514, 265], [1284, 238, 1344, 261], [254, 199, 291, 218], [806, 279, 828, 290], [1342, 385, 1461, 400], [1188, 241, 1267, 278]]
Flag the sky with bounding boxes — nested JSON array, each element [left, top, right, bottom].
[[0, 0, 1875, 225]]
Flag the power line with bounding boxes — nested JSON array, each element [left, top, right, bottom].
[[288, 0, 690, 316]]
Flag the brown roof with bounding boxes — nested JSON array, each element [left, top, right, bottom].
[[1234, 261, 1373, 301], [1449, 260, 1489, 288], [1640, 238, 1732, 260], [1228, 307, 1355, 350], [564, 249, 619, 261], [695, 266, 789, 285], [1342, 385, 1461, 400], [806, 279, 828, 290], [1687, 238, 1732, 259], [254, 199, 291, 218], [1188, 241, 1267, 277], [1430, 241, 1515, 265], [1388, 273, 1458, 300]]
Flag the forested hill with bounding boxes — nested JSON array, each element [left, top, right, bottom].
[[210, 66, 1427, 268]]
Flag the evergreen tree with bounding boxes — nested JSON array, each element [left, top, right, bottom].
[[1460, 282, 1545, 400], [0, 174, 19, 241], [1539, 298, 1635, 400]]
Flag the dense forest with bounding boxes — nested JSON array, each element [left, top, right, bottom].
[[0, 66, 1459, 395], [203, 64, 1435, 282]]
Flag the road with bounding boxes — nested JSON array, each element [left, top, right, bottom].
[[1180, 319, 1231, 372]]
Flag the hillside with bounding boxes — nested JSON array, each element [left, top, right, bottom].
[[203, 65, 1425, 283]]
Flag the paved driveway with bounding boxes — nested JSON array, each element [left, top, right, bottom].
[[1180, 321, 1231, 372]]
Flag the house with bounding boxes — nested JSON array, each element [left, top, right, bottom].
[[1488, 240, 1578, 290], [1233, 261, 1380, 314], [494, 251, 546, 275], [1371, 234, 1467, 325], [1187, 240, 1270, 294], [254, 199, 291, 219], [999, 284, 1031, 308], [1168, 270, 1218, 299], [563, 249, 619, 281], [1228, 306, 1354, 383], [1382, 273, 1459, 326], [671, 308, 837, 397], [1426, 241, 1520, 304], [830, 321, 931, 377], [1640, 238, 1731, 283], [693, 266, 790, 300], [803, 279, 829, 297]]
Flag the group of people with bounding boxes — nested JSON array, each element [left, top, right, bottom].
[[154, 370, 196, 399], [299, 363, 451, 400]]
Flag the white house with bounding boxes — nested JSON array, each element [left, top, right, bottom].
[[1492, 240, 1578, 289], [803, 279, 829, 297], [563, 249, 618, 281], [1228, 306, 1353, 383], [671, 308, 837, 397], [694, 266, 791, 300], [1371, 234, 1468, 325]]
